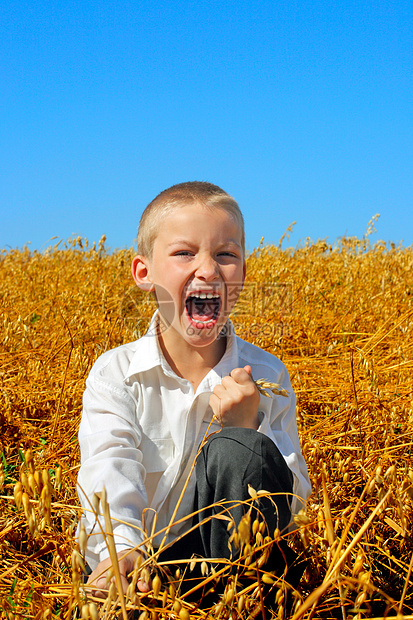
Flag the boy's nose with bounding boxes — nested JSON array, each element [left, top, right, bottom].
[[194, 256, 219, 280]]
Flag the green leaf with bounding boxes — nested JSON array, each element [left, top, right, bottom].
[[9, 578, 17, 596], [24, 586, 34, 606]]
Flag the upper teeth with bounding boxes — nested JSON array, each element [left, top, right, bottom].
[[189, 292, 220, 300]]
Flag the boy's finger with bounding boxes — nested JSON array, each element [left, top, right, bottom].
[[120, 573, 130, 594], [230, 366, 254, 385], [220, 374, 237, 391], [137, 578, 151, 593], [212, 382, 229, 399], [209, 393, 223, 420], [87, 576, 109, 599]]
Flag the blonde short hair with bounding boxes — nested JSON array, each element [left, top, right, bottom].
[[137, 181, 245, 259]]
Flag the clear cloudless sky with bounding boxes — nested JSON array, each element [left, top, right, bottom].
[[2, 0, 412, 253]]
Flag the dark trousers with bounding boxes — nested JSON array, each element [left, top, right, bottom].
[[195, 427, 293, 558], [159, 428, 299, 586]]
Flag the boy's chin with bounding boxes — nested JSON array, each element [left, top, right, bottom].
[[185, 327, 221, 345], [158, 313, 228, 349], [185, 321, 230, 348]]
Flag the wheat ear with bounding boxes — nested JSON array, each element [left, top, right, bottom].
[[254, 379, 289, 398]]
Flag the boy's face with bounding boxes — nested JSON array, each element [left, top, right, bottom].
[[132, 202, 246, 355]]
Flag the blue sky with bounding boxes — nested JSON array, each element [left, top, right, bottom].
[[2, 0, 412, 252]]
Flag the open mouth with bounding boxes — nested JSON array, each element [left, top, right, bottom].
[[185, 292, 222, 327]]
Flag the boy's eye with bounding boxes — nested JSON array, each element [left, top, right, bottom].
[[172, 250, 240, 259], [217, 252, 238, 259]]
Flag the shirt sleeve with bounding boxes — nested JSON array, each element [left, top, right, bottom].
[[77, 361, 148, 570], [255, 361, 312, 517]]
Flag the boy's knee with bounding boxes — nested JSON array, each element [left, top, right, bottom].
[[204, 426, 260, 451], [202, 427, 261, 470], [199, 428, 293, 495], [202, 427, 282, 466], [196, 428, 294, 536]]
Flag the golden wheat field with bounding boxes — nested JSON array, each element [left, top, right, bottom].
[[1, 232, 413, 620]]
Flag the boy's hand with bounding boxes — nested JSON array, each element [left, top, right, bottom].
[[86, 550, 150, 598], [209, 365, 260, 429]]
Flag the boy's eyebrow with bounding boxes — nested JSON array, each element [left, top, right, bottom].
[[167, 239, 243, 249], [166, 239, 192, 246]]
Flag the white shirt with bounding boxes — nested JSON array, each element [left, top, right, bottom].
[[77, 314, 311, 569]]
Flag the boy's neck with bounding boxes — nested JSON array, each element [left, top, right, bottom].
[[157, 326, 227, 392]]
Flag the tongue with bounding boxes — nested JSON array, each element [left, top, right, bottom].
[[187, 298, 217, 322]]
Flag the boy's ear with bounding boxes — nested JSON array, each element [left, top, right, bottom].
[[131, 255, 154, 292]]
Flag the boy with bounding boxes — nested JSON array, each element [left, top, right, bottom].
[[77, 181, 311, 595]]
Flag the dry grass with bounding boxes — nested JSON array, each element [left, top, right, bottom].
[[1, 232, 412, 619]]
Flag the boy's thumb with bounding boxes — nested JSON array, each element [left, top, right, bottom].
[[243, 365, 252, 376]]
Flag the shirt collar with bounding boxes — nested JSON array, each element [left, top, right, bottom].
[[125, 311, 239, 386], [125, 312, 167, 378]]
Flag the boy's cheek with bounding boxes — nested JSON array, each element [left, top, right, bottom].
[[224, 284, 243, 314], [154, 285, 177, 323]]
